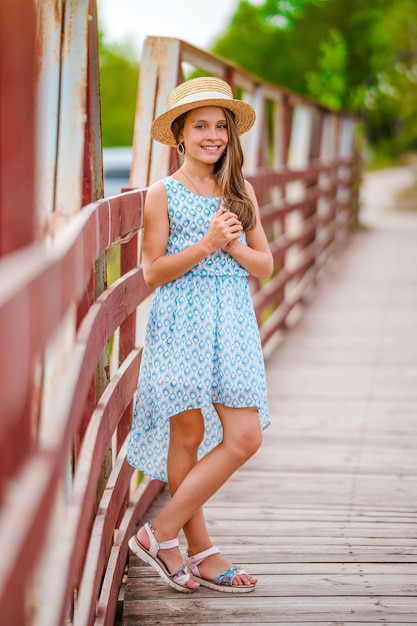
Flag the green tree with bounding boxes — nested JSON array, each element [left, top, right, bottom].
[[305, 28, 347, 110], [366, 0, 417, 153], [212, 0, 417, 156], [99, 34, 139, 147], [213, 0, 378, 109], [212, 0, 322, 95]]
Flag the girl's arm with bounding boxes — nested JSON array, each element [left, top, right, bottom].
[[224, 181, 274, 279], [142, 181, 243, 289]]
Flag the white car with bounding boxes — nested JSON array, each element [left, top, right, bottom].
[[103, 147, 133, 197]]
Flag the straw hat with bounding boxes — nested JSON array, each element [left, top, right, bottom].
[[151, 77, 256, 146]]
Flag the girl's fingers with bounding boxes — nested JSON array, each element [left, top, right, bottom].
[[215, 206, 228, 217], [206, 207, 242, 250], [216, 208, 242, 226]]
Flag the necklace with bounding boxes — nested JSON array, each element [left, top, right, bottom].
[[180, 167, 217, 197]]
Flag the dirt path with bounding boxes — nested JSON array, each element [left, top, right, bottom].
[[360, 165, 416, 225]]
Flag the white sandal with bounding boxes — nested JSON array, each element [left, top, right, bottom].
[[186, 545, 256, 593], [128, 520, 196, 593]]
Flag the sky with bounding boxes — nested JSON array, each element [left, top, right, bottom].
[[97, 0, 241, 57]]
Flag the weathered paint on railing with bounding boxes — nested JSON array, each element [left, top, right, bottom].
[[0, 7, 360, 626], [0, 0, 36, 256]]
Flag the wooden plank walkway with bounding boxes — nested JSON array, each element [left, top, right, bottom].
[[122, 168, 417, 625]]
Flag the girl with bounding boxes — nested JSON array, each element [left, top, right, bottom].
[[127, 77, 273, 593]]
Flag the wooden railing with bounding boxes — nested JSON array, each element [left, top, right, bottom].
[[0, 5, 360, 626], [247, 158, 359, 345], [0, 189, 159, 626]]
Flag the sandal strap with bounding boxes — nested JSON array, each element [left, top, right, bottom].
[[187, 545, 220, 573], [214, 565, 246, 587], [145, 520, 179, 557], [171, 564, 191, 587]]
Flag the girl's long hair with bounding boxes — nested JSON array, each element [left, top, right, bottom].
[[171, 107, 256, 231]]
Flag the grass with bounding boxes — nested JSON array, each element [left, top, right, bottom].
[[106, 246, 121, 285]]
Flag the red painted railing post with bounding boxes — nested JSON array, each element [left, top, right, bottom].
[[0, 0, 36, 257]]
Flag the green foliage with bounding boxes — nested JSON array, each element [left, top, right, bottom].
[[99, 33, 139, 147], [365, 0, 417, 153], [305, 28, 347, 110], [211, 0, 417, 157], [212, 0, 324, 95]]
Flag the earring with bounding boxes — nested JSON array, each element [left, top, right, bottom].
[[177, 141, 185, 155]]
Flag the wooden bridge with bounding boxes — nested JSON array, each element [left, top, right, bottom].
[[1, 2, 415, 625], [122, 167, 417, 624]]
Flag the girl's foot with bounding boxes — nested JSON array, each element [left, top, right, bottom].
[[128, 521, 199, 592], [186, 545, 257, 592]]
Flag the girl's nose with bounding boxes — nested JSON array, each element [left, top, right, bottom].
[[207, 126, 221, 140]]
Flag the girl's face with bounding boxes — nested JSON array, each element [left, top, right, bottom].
[[179, 106, 229, 164]]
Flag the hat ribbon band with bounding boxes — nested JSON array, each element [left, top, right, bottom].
[[171, 90, 232, 108]]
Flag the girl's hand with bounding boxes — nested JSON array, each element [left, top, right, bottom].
[[204, 206, 243, 252]]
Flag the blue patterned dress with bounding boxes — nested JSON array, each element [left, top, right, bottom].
[[127, 177, 269, 482]]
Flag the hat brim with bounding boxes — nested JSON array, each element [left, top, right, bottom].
[[151, 99, 256, 147]]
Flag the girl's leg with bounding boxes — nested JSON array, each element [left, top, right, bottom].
[[165, 408, 253, 586], [158, 404, 262, 530], [135, 409, 204, 590], [168, 411, 242, 583], [167, 409, 212, 551], [144, 405, 262, 585], [184, 405, 259, 587]]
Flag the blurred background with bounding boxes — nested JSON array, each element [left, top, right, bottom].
[[98, 0, 417, 204]]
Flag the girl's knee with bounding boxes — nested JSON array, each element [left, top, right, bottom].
[[242, 425, 262, 458], [227, 421, 262, 462], [170, 409, 204, 455], [180, 429, 204, 455]]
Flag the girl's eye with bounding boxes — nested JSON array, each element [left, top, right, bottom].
[[194, 123, 227, 130]]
